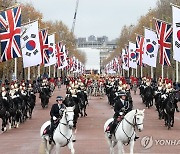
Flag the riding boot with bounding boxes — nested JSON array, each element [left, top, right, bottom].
[[109, 120, 117, 139], [49, 122, 54, 144], [174, 102, 179, 112], [176, 108, 179, 112]]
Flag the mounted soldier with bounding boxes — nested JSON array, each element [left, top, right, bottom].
[[162, 83, 179, 112]]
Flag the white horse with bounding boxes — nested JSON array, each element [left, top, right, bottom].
[[40, 106, 75, 154], [104, 109, 145, 154]]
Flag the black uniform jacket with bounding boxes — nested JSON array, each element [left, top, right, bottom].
[[50, 103, 66, 118], [113, 98, 125, 118]]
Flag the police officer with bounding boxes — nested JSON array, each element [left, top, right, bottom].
[[108, 91, 139, 140], [108, 91, 127, 139], [49, 96, 66, 144]]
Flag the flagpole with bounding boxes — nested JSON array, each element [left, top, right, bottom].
[[161, 65, 164, 79], [136, 68, 138, 77], [141, 66, 143, 77], [53, 65, 56, 77], [28, 67, 30, 80], [38, 65, 40, 78], [151, 66, 153, 79], [131, 68, 134, 76], [14, 58, 17, 80], [176, 61, 179, 82], [49, 66, 51, 78], [150, 19, 154, 79]]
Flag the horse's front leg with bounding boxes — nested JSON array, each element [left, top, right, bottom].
[[117, 141, 124, 154], [55, 143, 61, 154], [68, 141, 75, 154], [129, 140, 135, 154], [171, 113, 174, 127]]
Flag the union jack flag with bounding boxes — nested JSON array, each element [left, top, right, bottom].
[[136, 35, 144, 66], [0, 6, 22, 62], [55, 42, 63, 68], [155, 19, 172, 66], [39, 29, 49, 65]]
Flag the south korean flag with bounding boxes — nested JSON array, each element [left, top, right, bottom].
[[21, 21, 42, 68], [143, 28, 159, 67], [172, 5, 180, 62]]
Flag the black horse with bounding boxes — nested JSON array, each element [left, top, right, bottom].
[[26, 91, 36, 119], [76, 90, 88, 117], [40, 87, 50, 108], [0, 97, 8, 131], [143, 86, 154, 108], [163, 92, 176, 129], [63, 94, 80, 128], [154, 92, 163, 119]]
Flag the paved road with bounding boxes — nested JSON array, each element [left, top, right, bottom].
[[0, 85, 180, 154]]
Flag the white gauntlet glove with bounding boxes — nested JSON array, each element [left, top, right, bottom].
[[53, 116, 57, 120]]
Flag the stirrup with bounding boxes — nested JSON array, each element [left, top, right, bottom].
[[108, 134, 112, 139]]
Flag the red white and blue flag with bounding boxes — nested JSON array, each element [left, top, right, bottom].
[[0, 6, 22, 62], [136, 35, 144, 66], [55, 42, 63, 68], [155, 19, 172, 66], [39, 29, 49, 65]]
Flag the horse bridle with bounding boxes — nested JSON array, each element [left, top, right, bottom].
[[121, 110, 144, 145], [59, 110, 74, 126], [57, 109, 74, 147]]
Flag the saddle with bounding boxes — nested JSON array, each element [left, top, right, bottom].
[[105, 115, 124, 132], [42, 125, 50, 135]]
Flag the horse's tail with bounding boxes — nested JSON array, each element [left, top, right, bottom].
[[38, 140, 46, 154]]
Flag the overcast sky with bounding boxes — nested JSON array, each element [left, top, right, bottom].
[[18, 0, 158, 40]]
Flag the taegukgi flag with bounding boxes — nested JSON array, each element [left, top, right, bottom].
[[128, 41, 137, 69], [172, 5, 180, 62], [143, 28, 159, 67], [122, 48, 129, 71], [21, 21, 42, 68]]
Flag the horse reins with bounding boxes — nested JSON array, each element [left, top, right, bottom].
[[57, 110, 74, 147], [120, 110, 144, 145]]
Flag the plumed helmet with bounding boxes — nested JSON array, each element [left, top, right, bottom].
[[1, 86, 5, 91], [168, 83, 172, 88], [56, 96, 63, 101], [11, 84, 14, 89], [14, 83, 18, 88]]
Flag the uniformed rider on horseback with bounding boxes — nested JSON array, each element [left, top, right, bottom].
[[49, 96, 66, 144], [108, 91, 139, 140]]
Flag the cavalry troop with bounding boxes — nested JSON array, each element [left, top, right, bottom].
[[139, 77, 179, 129], [0, 80, 36, 131], [0, 77, 55, 132]]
